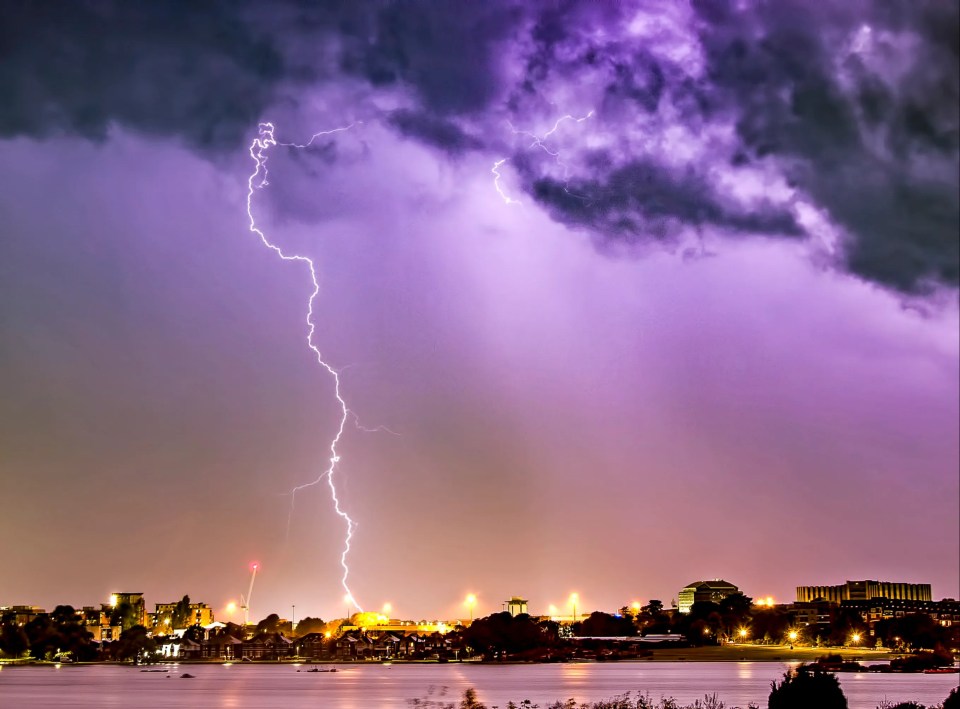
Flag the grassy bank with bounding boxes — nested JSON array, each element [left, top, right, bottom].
[[641, 644, 896, 663]]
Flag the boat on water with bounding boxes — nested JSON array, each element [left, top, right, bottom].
[[923, 667, 959, 674]]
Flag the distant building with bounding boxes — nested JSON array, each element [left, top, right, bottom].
[[76, 606, 121, 642], [339, 619, 454, 634], [241, 632, 293, 661], [0, 606, 45, 626], [106, 592, 146, 627], [151, 602, 215, 630], [505, 597, 528, 616], [795, 581, 932, 604], [840, 598, 960, 628], [789, 600, 834, 629], [677, 580, 740, 614]]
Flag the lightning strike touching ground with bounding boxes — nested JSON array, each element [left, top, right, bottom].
[[247, 121, 363, 611]]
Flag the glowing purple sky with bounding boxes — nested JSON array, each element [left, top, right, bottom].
[[0, 1, 957, 621]]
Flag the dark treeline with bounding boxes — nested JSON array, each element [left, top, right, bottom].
[[2, 592, 958, 664]]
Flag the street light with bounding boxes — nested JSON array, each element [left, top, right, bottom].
[[787, 630, 798, 643], [464, 594, 477, 622], [851, 632, 861, 646], [569, 593, 579, 624], [738, 627, 749, 642]]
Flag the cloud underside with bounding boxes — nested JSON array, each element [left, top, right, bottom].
[[1, 0, 956, 293]]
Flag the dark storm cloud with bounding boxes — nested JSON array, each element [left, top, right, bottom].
[[525, 157, 801, 243], [688, 0, 959, 291], [386, 109, 482, 155], [496, 0, 958, 292], [338, 0, 525, 115], [2, 0, 956, 292], [0, 1, 286, 151], [0, 0, 525, 147]]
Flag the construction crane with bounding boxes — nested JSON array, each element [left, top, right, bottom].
[[240, 563, 259, 626]]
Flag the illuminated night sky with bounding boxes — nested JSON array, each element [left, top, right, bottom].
[[0, 1, 957, 622]]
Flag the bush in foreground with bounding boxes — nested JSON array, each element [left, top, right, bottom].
[[944, 687, 960, 709], [414, 684, 960, 709], [412, 689, 761, 709], [876, 688, 960, 709], [768, 666, 847, 709]]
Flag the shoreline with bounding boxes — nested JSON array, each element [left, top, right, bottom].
[[0, 645, 918, 667]]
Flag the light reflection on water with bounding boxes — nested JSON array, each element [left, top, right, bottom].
[[0, 662, 955, 709]]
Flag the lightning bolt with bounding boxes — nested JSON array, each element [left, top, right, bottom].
[[246, 121, 363, 612], [492, 110, 594, 203], [491, 158, 521, 205]]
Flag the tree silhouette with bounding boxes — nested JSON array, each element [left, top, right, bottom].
[[171, 596, 191, 629], [769, 666, 847, 709], [255, 613, 282, 635], [0, 624, 29, 658], [294, 617, 326, 636], [112, 625, 156, 662]]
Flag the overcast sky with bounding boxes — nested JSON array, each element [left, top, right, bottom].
[[0, 0, 957, 622]]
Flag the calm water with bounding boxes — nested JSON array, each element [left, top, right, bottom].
[[0, 662, 956, 708]]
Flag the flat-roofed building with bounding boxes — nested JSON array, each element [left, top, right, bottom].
[[840, 598, 960, 628], [677, 580, 739, 614], [796, 581, 932, 604], [152, 602, 215, 630], [505, 597, 528, 617], [0, 605, 45, 626], [104, 592, 146, 628]]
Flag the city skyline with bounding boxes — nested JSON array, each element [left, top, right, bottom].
[[1, 1, 957, 622], [4, 571, 956, 627]]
